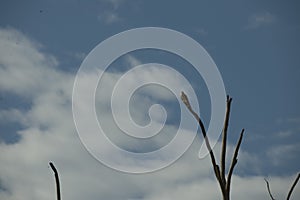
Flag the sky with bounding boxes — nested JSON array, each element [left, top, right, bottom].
[[0, 0, 300, 199]]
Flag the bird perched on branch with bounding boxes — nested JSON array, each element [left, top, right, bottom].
[[181, 91, 192, 110]]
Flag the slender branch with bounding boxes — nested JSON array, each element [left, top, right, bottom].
[[221, 96, 232, 184], [286, 173, 300, 200], [226, 129, 244, 195], [49, 162, 61, 200], [181, 92, 225, 195], [264, 178, 276, 200]]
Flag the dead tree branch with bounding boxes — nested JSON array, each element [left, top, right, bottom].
[[181, 92, 225, 196], [264, 173, 299, 200], [264, 178, 276, 200], [226, 129, 244, 198], [221, 96, 232, 184], [181, 92, 244, 200], [286, 173, 300, 200], [49, 162, 61, 200]]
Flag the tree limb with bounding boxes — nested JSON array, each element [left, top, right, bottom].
[[49, 162, 61, 200], [286, 173, 300, 200], [264, 178, 276, 200], [221, 96, 232, 184], [181, 92, 225, 195], [226, 129, 244, 195]]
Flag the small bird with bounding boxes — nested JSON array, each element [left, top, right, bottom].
[[180, 91, 191, 109]]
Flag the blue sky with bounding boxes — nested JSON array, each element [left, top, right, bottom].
[[0, 0, 300, 199]]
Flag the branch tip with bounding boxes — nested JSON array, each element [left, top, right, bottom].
[[264, 178, 275, 200], [49, 162, 61, 200]]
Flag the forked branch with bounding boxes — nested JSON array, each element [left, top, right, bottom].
[[181, 92, 244, 200], [264, 173, 300, 200]]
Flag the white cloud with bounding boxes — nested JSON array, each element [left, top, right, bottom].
[[65, 51, 87, 62], [245, 12, 276, 29], [0, 27, 299, 200], [0, 27, 61, 98], [126, 54, 142, 67], [267, 143, 299, 166], [276, 130, 293, 138], [0, 109, 26, 124], [97, 11, 121, 24], [96, 0, 127, 24]]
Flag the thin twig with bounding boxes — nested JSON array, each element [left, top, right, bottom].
[[49, 162, 61, 200], [221, 96, 232, 184], [264, 178, 276, 200], [226, 129, 244, 195], [181, 92, 225, 195], [286, 173, 300, 200]]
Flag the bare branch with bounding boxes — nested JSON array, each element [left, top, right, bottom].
[[264, 178, 276, 200], [226, 129, 244, 194], [286, 173, 300, 200], [49, 162, 61, 200], [181, 92, 225, 195], [221, 96, 232, 183]]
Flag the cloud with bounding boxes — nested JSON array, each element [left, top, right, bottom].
[[96, 0, 127, 24], [267, 143, 300, 166], [125, 54, 142, 67], [287, 117, 300, 124], [245, 12, 276, 29], [97, 11, 121, 24], [0, 27, 299, 200], [0, 109, 26, 124], [65, 51, 87, 62], [0, 28, 61, 98]]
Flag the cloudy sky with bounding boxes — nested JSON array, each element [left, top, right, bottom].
[[0, 0, 300, 199]]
